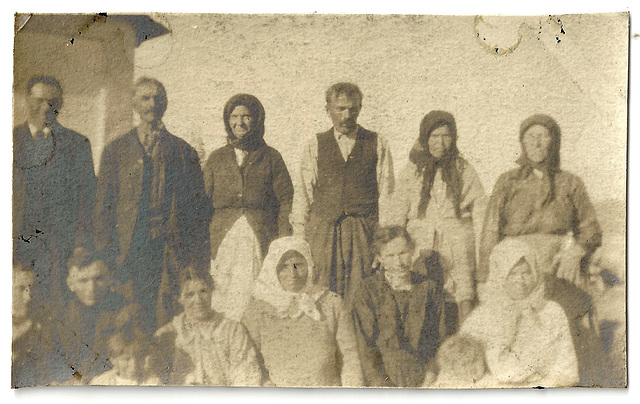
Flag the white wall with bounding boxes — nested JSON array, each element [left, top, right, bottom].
[[133, 13, 628, 203]]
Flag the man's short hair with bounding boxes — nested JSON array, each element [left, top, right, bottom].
[[27, 76, 63, 96], [67, 247, 107, 270], [372, 225, 415, 256], [325, 82, 363, 107]]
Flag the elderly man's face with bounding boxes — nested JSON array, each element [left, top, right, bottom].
[[27, 82, 62, 128], [134, 82, 165, 124], [326, 93, 361, 135]]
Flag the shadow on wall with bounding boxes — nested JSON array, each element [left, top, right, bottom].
[[13, 13, 171, 174]]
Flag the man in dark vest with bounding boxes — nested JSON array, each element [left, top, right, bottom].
[[94, 77, 210, 333], [291, 82, 394, 300], [13, 76, 96, 319]]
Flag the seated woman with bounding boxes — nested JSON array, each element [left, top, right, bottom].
[[242, 236, 363, 387], [479, 114, 604, 384], [153, 268, 265, 386], [461, 238, 579, 387]]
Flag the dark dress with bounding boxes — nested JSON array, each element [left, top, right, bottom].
[[204, 144, 293, 259], [351, 271, 445, 387], [480, 168, 602, 280]]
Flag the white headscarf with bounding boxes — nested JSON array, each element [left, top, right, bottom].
[[463, 237, 547, 346], [252, 237, 324, 321]]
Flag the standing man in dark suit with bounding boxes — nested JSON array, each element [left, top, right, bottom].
[[94, 77, 210, 333], [291, 82, 394, 301], [13, 76, 96, 318]]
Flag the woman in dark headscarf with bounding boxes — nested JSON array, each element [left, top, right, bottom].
[[479, 114, 602, 281], [203, 94, 293, 320], [390, 111, 486, 333], [479, 114, 604, 385]]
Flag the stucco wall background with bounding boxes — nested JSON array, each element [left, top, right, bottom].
[[131, 13, 627, 205]]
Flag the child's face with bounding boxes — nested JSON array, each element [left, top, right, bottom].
[[12, 268, 33, 319], [505, 258, 537, 300], [108, 336, 138, 378], [67, 261, 110, 307], [439, 348, 486, 383]]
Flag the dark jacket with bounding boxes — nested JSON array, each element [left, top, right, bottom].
[[352, 271, 445, 387], [204, 144, 293, 258], [13, 122, 96, 299], [94, 128, 210, 271]]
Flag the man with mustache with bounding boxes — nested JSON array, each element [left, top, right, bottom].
[[291, 82, 394, 300], [94, 77, 210, 333]]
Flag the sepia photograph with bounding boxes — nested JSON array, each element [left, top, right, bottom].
[[7, 3, 629, 394]]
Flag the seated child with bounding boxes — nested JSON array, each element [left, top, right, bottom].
[[424, 334, 496, 388], [91, 303, 158, 385]]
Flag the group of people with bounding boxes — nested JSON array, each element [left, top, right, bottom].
[[13, 76, 606, 388]]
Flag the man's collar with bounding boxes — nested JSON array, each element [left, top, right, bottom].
[[138, 120, 165, 132], [383, 269, 413, 291], [333, 125, 359, 140], [27, 121, 54, 140]]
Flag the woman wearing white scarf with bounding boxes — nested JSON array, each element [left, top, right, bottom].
[[243, 236, 363, 387], [461, 238, 579, 387]]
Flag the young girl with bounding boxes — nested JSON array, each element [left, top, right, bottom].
[[153, 269, 265, 386], [424, 334, 495, 389]]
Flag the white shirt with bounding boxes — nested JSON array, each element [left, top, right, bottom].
[[27, 122, 52, 140], [233, 148, 249, 167]]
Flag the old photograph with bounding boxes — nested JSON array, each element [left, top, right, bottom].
[[11, 12, 628, 389]]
